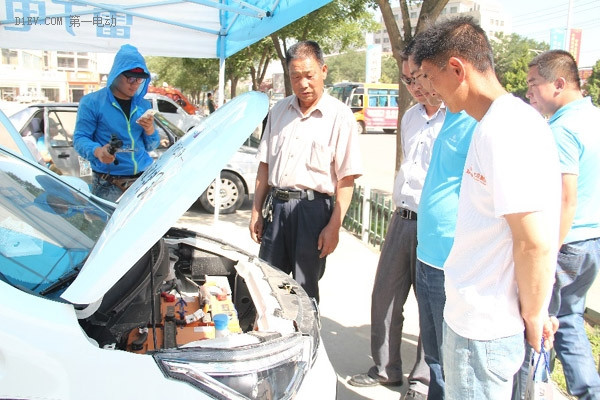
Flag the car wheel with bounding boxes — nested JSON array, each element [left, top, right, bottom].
[[383, 128, 396, 134], [199, 171, 245, 214], [356, 121, 366, 135]]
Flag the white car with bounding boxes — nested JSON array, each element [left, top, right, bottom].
[[145, 92, 203, 133], [0, 93, 336, 400], [9, 100, 259, 214]]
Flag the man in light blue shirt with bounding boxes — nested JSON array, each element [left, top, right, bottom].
[[407, 48, 478, 400], [513, 49, 600, 400]]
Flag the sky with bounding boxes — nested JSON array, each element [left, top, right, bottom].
[[498, 0, 600, 67]]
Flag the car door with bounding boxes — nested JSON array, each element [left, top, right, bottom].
[[44, 107, 92, 182], [154, 96, 188, 131]]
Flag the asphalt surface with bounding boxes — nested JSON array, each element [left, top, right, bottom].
[[178, 198, 570, 400]]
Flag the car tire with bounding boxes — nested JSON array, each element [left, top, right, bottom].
[[357, 121, 366, 135], [199, 171, 245, 214]]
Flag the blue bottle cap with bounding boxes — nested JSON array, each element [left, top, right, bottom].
[[213, 313, 229, 331]]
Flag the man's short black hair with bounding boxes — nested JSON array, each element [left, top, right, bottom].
[[413, 16, 494, 73], [529, 50, 581, 90], [285, 40, 325, 68]]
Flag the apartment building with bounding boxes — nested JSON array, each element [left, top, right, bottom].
[[372, 0, 512, 52], [0, 49, 100, 103]]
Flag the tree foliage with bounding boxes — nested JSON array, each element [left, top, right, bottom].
[[325, 50, 399, 85], [145, 1, 377, 102], [270, 0, 379, 95], [491, 33, 549, 100], [325, 51, 367, 84], [381, 54, 400, 84], [584, 60, 600, 107], [145, 57, 219, 104]]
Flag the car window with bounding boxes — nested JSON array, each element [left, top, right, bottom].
[[0, 150, 110, 298], [157, 99, 178, 114], [48, 111, 77, 147]]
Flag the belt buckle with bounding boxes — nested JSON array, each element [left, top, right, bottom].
[[401, 208, 410, 219], [276, 189, 289, 201]]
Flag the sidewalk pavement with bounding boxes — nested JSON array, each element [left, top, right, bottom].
[[178, 201, 570, 400]]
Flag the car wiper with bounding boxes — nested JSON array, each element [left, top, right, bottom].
[[39, 262, 84, 296]]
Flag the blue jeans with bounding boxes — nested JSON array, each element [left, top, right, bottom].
[[92, 173, 123, 203], [415, 260, 445, 399], [443, 322, 524, 400], [513, 238, 600, 400], [552, 238, 600, 399]]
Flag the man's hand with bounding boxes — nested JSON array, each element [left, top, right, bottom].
[[94, 144, 116, 164], [542, 316, 559, 351], [318, 223, 340, 258], [137, 114, 155, 135], [525, 314, 559, 353], [249, 162, 270, 244], [249, 212, 264, 244]]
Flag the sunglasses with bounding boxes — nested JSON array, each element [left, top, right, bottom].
[[123, 76, 145, 84]]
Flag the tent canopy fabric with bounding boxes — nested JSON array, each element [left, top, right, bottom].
[[0, 0, 331, 59]]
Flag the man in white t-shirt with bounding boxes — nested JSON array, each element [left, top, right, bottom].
[[412, 16, 561, 400]]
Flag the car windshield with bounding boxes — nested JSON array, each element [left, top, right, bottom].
[[0, 150, 110, 299], [8, 107, 37, 131]]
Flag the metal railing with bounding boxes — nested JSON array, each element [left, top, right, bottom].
[[343, 185, 395, 250]]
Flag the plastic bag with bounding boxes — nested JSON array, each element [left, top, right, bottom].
[[524, 339, 554, 400]]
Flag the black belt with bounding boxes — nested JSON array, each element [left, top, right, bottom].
[[396, 207, 417, 220], [93, 171, 143, 192], [271, 188, 331, 201]]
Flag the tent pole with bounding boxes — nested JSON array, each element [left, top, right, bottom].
[[213, 46, 226, 224]]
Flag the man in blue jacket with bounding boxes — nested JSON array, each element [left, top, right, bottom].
[[74, 44, 160, 202]]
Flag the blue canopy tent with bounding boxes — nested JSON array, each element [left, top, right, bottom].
[[0, 0, 331, 217], [1, 0, 331, 98]]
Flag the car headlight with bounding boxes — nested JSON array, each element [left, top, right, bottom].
[[154, 333, 313, 399]]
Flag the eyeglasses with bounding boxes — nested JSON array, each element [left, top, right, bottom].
[[400, 75, 415, 86], [123, 76, 145, 84]]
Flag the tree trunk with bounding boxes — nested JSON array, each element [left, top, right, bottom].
[[230, 76, 239, 99], [271, 33, 292, 96], [376, 0, 448, 171]]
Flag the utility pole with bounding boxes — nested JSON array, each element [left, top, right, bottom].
[[565, 0, 573, 50]]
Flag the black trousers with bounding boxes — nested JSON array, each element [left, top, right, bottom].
[[259, 196, 333, 303]]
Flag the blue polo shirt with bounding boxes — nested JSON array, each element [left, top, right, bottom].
[[416, 110, 478, 269], [550, 96, 600, 243]]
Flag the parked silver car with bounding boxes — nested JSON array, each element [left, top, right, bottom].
[[9, 102, 259, 213], [0, 93, 336, 399]]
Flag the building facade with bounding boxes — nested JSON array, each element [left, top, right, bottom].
[[372, 0, 512, 52], [0, 49, 100, 103]]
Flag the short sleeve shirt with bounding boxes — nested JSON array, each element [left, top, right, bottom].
[[549, 97, 600, 243], [443, 94, 561, 341], [416, 110, 478, 269], [257, 92, 363, 195]]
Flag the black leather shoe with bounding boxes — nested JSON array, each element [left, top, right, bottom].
[[348, 373, 403, 387], [402, 389, 427, 400]]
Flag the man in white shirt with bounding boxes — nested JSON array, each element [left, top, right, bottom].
[[249, 41, 362, 303], [412, 16, 561, 400], [348, 50, 445, 400]]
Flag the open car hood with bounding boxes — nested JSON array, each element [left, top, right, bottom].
[[61, 92, 268, 305]]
